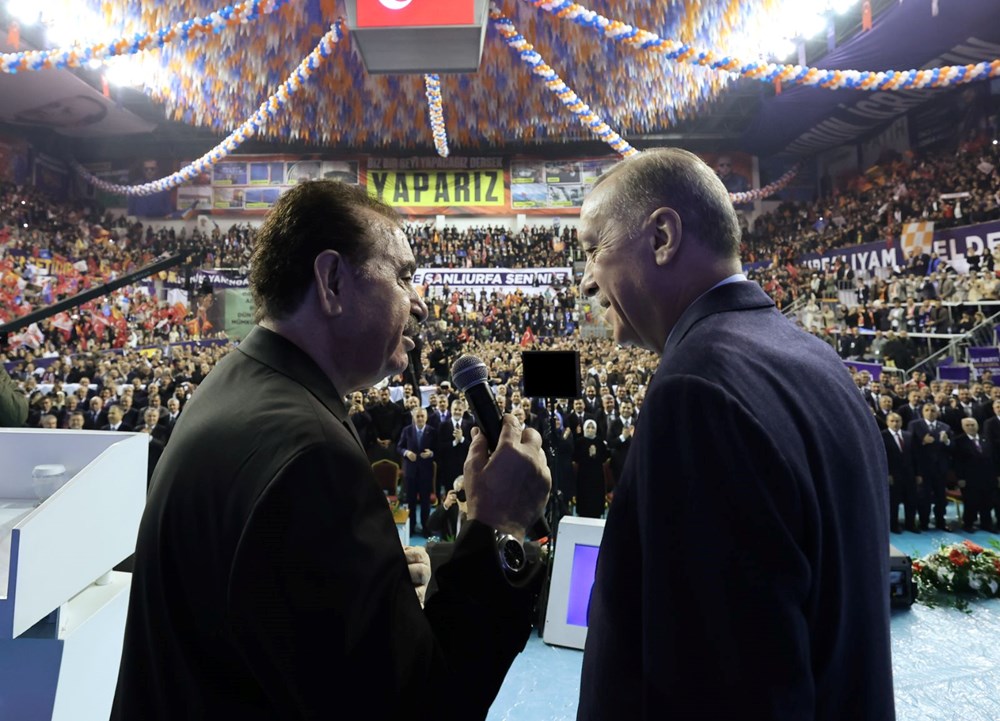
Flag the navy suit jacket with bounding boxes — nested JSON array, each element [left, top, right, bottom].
[[397, 424, 437, 481], [580, 282, 894, 720]]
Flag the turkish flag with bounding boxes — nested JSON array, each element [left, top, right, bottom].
[[355, 0, 475, 28]]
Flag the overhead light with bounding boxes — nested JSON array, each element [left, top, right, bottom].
[[829, 0, 857, 14], [7, 0, 39, 26], [103, 56, 148, 88], [770, 37, 797, 61]]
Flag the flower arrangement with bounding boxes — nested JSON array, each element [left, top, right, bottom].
[[912, 539, 1000, 611]]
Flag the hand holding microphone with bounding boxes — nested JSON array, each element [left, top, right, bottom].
[[452, 355, 551, 539]]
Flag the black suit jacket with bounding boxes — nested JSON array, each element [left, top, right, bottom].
[[907, 419, 952, 477], [952, 435, 998, 487], [112, 326, 536, 721], [881, 429, 917, 482], [580, 282, 893, 720]]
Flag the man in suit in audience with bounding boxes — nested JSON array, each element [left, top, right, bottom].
[[898, 390, 923, 428], [164, 397, 182, 440], [908, 403, 952, 531], [398, 407, 437, 537], [84, 395, 106, 430], [943, 386, 975, 430], [566, 398, 589, 440], [606, 400, 636, 489], [99, 404, 131, 432], [368, 386, 404, 462], [576, 149, 893, 720], [882, 412, 922, 533], [982, 399, 1000, 448], [112, 181, 550, 721], [874, 394, 895, 430], [951, 417, 999, 532], [436, 399, 471, 498]]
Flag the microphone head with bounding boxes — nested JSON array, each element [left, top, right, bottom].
[[451, 354, 488, 392]]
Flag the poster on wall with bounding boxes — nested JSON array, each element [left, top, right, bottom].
[[510, 157, 617, 210], [0, 135, 30, 185], [175, 155, 360, 215]]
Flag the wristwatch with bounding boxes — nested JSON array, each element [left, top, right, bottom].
[[495, 531, 527, 577]]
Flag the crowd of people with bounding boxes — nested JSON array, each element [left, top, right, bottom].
[[3, 143, 1000, 515], [742, 136, 1000, 265], [404, 222, 578, 268]]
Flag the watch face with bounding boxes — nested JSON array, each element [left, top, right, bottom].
[[500, 538, 526, 573]]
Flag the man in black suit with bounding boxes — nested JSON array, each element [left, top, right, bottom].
[[943, 386, 976, 430], [908, 403, 952, 530], [398, 407, 437, 537], [566, 398, 589, 440], [873, 394, 895, 430], [163, 397, 182, 441], [368, 386, 403, 462], [576, 149, 893, 720], [111, 181, 551, 721], [606, 400, 636, 488], [581, 384, 600, 415], [980, 399, 1000, 447], [83, 395, 106, 430], [435, 399, 472, 498], [882, 412, 922, 533], [952, 417, 999, 532], [898, 389, 923, 428], [100, 405, 132, 432]]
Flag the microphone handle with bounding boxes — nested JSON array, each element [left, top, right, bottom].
[[463, 380, 504, 453], [463, 380, 551, 540]]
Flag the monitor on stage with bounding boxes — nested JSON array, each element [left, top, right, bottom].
[[543, 516, 606, 650]]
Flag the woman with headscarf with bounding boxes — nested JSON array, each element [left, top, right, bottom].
[[574, 419, 609, 519]]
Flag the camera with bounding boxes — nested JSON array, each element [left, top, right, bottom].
[[454, 488, 467, 503]]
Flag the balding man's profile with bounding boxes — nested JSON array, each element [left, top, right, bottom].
[[577, 148, 893, 720]]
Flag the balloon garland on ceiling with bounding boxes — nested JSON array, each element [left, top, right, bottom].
[[8, 0, 996, 201]]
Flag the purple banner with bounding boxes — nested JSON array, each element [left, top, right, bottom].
[[938, 366, 972, 384], [794, 219, 1000, 274], [968, 347, 1000, 378]]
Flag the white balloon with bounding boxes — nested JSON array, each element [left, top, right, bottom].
[[379, 0, 413, 9]]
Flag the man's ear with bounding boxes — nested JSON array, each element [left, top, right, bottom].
[[314, 249, 345, 317], [648, 207, 682, 267]]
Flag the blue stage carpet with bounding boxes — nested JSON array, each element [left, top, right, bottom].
[[481, 526, 1000, 721]]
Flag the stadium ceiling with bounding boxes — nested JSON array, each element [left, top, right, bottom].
[[0, 0, 997, 163]]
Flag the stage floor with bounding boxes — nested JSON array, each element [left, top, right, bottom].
[[477, 525, 1000, 720]]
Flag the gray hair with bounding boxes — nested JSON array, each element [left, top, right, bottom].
[[595, 147, 740, 259]]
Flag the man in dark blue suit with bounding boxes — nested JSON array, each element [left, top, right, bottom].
[[882, 412, 921, 533], [398, 407, 437, 536], [576, 148, 893, 720], [908, 403, 952, 530]]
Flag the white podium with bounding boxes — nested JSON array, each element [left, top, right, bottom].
[[0, 430, 147, 721]]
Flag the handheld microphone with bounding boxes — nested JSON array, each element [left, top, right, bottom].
[[451, 354, 550, 539], [451, 354, 503, 452]]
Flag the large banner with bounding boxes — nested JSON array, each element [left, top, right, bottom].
[[366, 157, 506, 214], [412, 267, 571, 295], [367, 169, 504, 208], [968, 347, 1000, 378], [795, 219, 1000, 273]]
